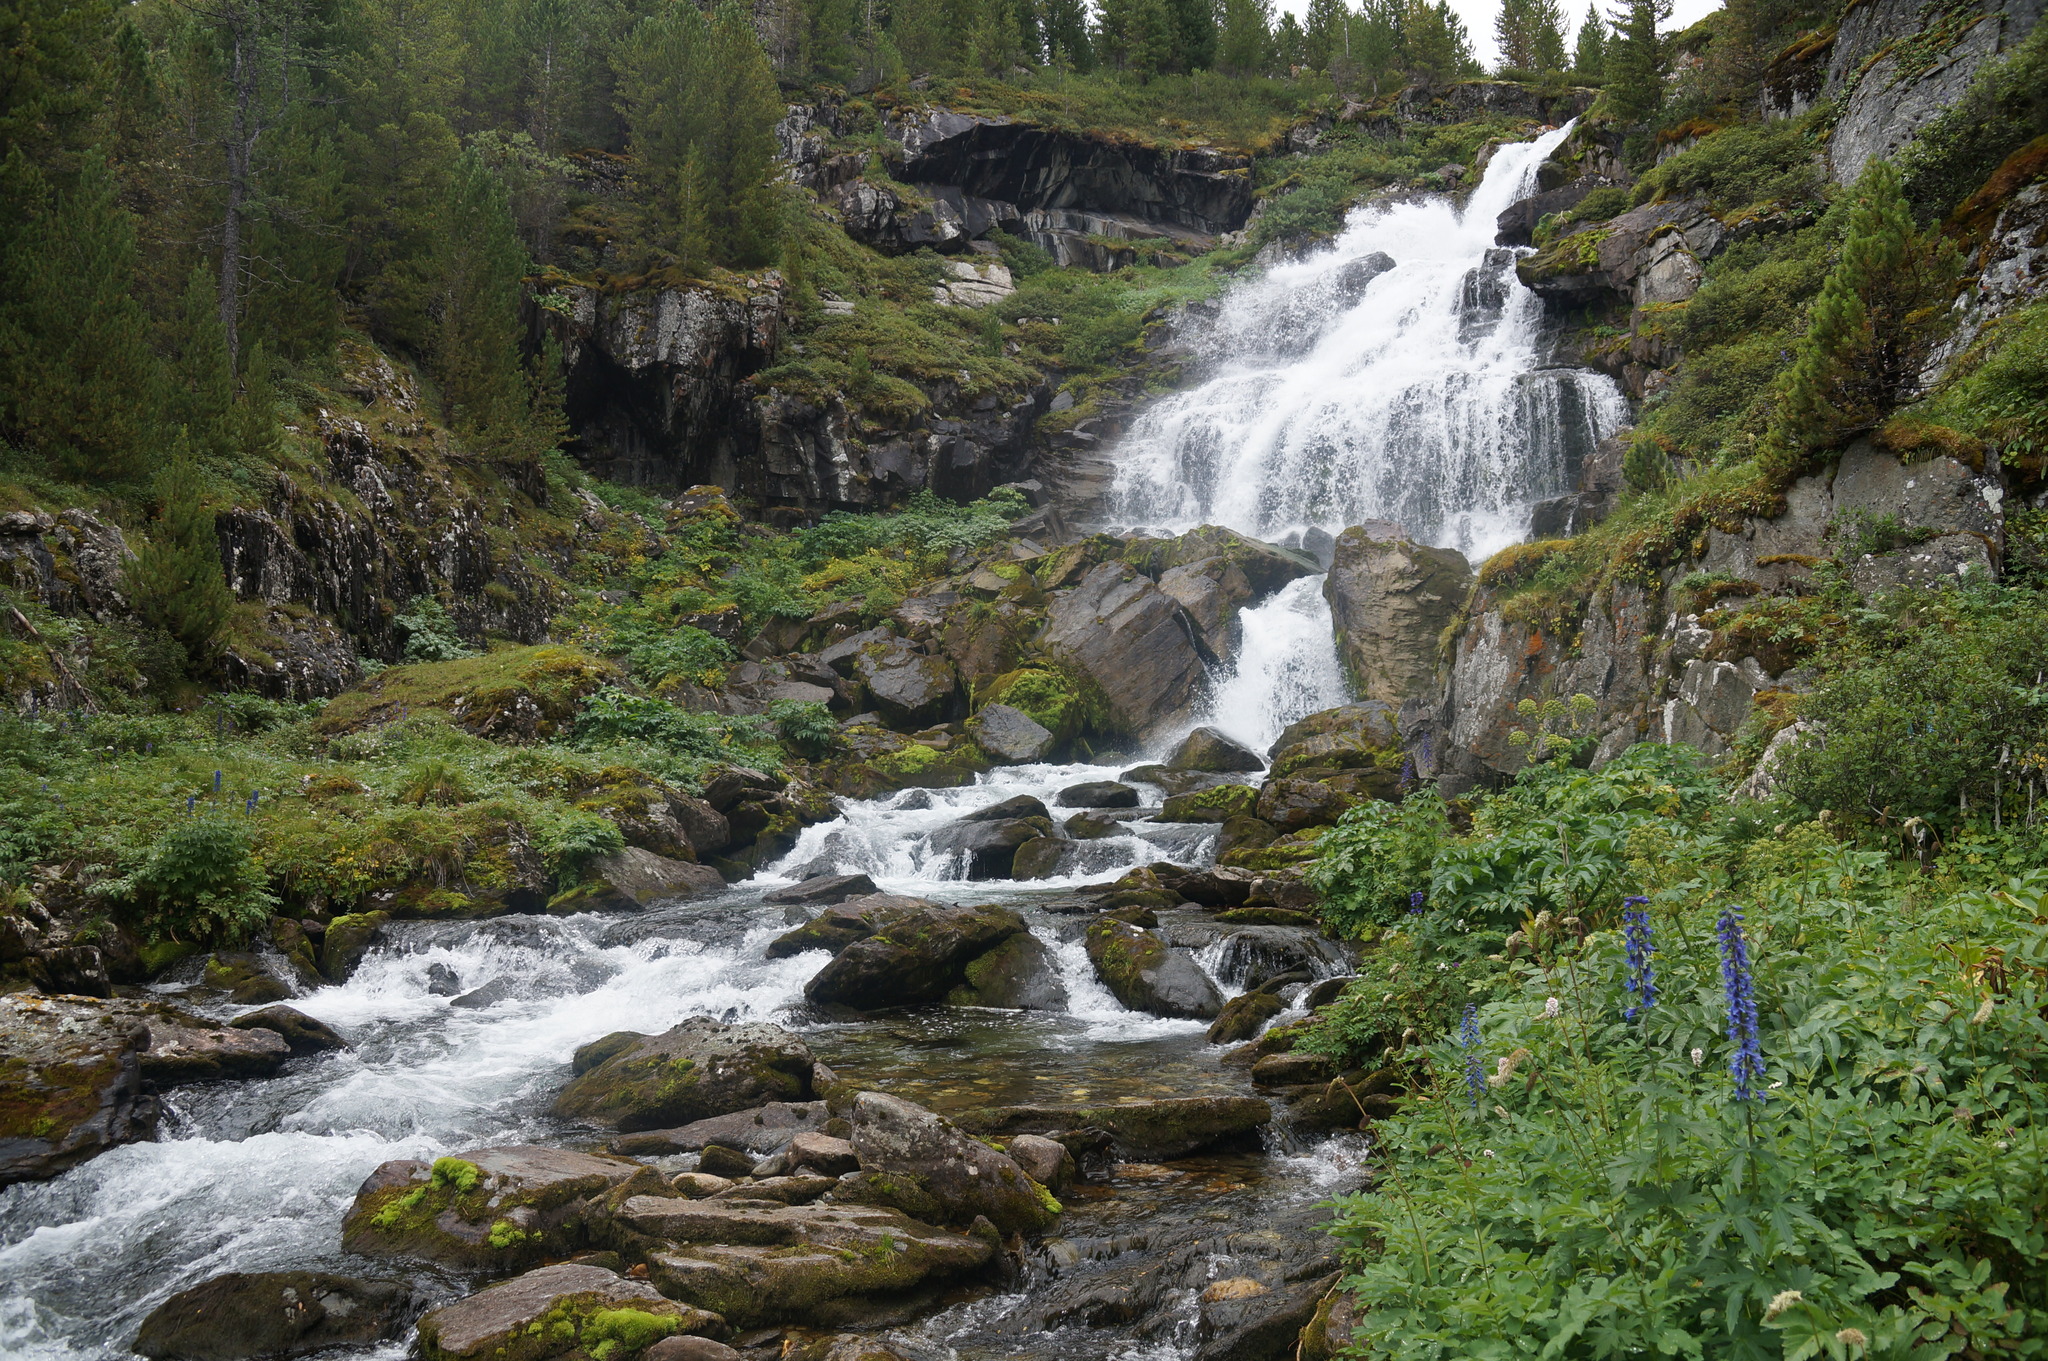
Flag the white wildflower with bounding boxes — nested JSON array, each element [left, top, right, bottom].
[[1763, 1290, 1804, 1321], [1543, 997, 1562, 1018], [1690, 1047, 1705, 1067]]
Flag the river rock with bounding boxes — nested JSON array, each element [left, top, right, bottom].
[[228, 1004, 349, 1053], [0, 993, 157, 1187], [320, 910, 390, 982], [133, 1270, 409, 1360], [1064, 809, 1131, 839], [765, 893, 931, 958], [550, 847, 725, 912], [1005, 1133, 1076, 1192], [553, 1018, 817, 1131], [1054, 780, 1139, 808], [803, 904, 1028, 1009], [695, 1144, 757, 1178], [1195, 1270, 1342, 1361], [671, 1171, 735, 1197], [944, 930, 1068, 1010], [1084, 917, 1223, 1019], [1207, 991, 1285, 1043], [1254, 778, 1354, 833], [701, 765, 781, 812], [847, 1090, 1057, 1234], [965, 703, 1055, 762], [1009, 835, 1076, 879], [960, 793, 1052, 822], [1043, 562, 1204, 742], [645, 1339, 743, 1361], [787, 1131, 860, 1175], [415, 1262, 723, 1361], [954, 1096, 1272, 1159], [1168, 726, 1265, 773], [1158, 783, 1259, 823], [622, 1196, 997, 1327], [137, 1004, 292, 1085], [343, 1146, 646, 1269], [925, 813, 1058, 878], [201, 952, 294, 1004], [1157, 558, 1255, 660], [1215, 927, 1350, 990], [1322, 527, 1472, 707], [610, 1101, 831, 1157], [763, 873, 878, 906]]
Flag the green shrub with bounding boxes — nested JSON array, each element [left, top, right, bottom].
[[767, 698, 836, 757], [533, 806, 625, 885], [393, 596, 473, 663], [1306, 792, 1450, 939], [610, 622, 733, 688], [1631, 115, 1822, 213], [107, 815, 277, 944], [1898, 24, 2048, 220]]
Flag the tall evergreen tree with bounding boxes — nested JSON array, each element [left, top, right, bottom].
[[1164, 0, 1215, 70], [0, 151, 162, 481], [1497, 0, 1537, 71], [1304, 0, 1345, 70], [128, 458, 235, 669], [168, 264, 237, 463], [0, 0, 112, 164], [1402, 0, 1474, 84], [1531, 0, 1568, 71], [1042, 0, 1092, 68], [433, 149, 530, 440], [1572, 1, 1605, 78], [1766, 160, 1961, 460], [1604, 0, 1669, 123], [1274, 10, 1305, 68], [1217, 0, 1272, 73]]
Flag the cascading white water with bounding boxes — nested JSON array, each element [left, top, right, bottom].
[[1194, 577, 1351, 753], [1111, 121, 1629, 564]]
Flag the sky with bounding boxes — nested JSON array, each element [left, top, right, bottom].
[[1272, 0, 1725, 69]]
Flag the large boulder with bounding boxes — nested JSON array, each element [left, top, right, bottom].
[[1054, 780, 1139, 808], [763, 873, 878, 906], [1168, 726, 1266, 772], [944, 930, 1068, 1010], [851, 635, 960, 730], [1254, 778, 1356, 834], [342, 1146, 645, 1269], [765, 893, 930, 958], [610, 1100, 830, 1158], [803, 904, 1028, 1009], [550, 847, 725, 913], [228, 1004, 350, 1054], [1130, 525, 1319, 595], [1084, 918, 1224, 1019], [1321, 526, 1472, 707], [924, 813, 1058, 879], [1159, 783, 1260, 823], [618, 1197, 997, 1328], [965, 702, 1055, 763], [1157, 558, 1254, 660], [135, 1002, 292, 1085], [1043, 562, 1205, 742], [1267, 703, 1402, 783], [846, 1090, 1058, 1234], [0, 994, 157, 1186], [133, 1271, 410, 1360], [954, 1095, 1272, 1159], [415, 1263, 723, 1361], [553, 1019, 817, 1132]]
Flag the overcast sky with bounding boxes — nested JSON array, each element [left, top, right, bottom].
[[1271, 0, 1725, 69]]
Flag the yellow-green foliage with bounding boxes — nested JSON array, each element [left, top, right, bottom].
[[314, 646, 618, 738]]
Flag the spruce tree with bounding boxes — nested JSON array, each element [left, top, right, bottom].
[[434, 149, 531, 440], [1274, 10, 1305, 67], [1765, 160, 1961, 462], [1218, 0, 1272, 73], [1304, 0, 1344, 70], [169, 264, 237, 464], [1531, 0, 1568, 71], [0, 150, 161, 481], [1042, 0, 1092, 68], [129, 457, 235, 668], [1496, 0, 1537, 72], [674, 151, 714, 275], [1572, 1, 1605, 78], [1603, 0, 1668, 124], [1165, 0, 1215, 71]]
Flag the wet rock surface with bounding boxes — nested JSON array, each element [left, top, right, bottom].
[[804, 904, 1029, 1009], [1084, 917, 1225, 1019], [553, 1019, 818, 1131], [133, 1270, 411, 1360], [415, 1261, 723, 1361], [955, 1095, 1273, 1159], [0, 993, 157, 1186]]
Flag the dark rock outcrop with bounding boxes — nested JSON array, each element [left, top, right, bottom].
[[766, 893, 931, 958], [228, 1005, 350, 1054], [1043, 563, 1205, 743], [0, 994, 157, 1187], [803, 904, 1028, 1008], [1322, 525, 1474, 707], [1084, 917, 1224, 1019]]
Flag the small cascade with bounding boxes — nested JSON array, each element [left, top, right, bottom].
[[1193, 576, 1351, 754], [1110, 120, 1630, 563]]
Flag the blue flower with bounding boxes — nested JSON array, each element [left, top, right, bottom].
[[1621, 897, 1656, 1021], [1459, 1003, 1484, 1111], [1409, 889, 1426, 915], [213, 770, 222, 793], [1717, 907, 1765, 1101]]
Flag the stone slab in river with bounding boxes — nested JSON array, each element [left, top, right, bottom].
[[847, 1089, 1057, 1234], [553, 1018, 816, 1132], [227, 1004, 350, 1053], [0, 993, 156, 1186], [133, 1270, 409, 1360], [610, 1100, 830, 1157], [954, 1095, 1273, 1159], [416, 1262, 722, 1361], [342, 1144, 644, 1269], [762, 873, 879, 906], [803, 904, 1027, 1009], [1084, 917, 1224, 1019], [1054, 779, 1139, 808], [965, 702, 1054, 762], [553, 846, 724, 912], [766, 893, 931, 958]]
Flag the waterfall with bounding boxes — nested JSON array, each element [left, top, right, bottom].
[[1197, 577, 1350, 752], [1110, 121, 1630, 565]]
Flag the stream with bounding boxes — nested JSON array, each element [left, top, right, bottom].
[[0, 122, 1624, 1360]]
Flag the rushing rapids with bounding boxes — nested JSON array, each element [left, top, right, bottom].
[[0, 124, 1626, 1361]]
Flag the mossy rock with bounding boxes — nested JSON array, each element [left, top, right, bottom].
[[341, 1147, 643, 1272], [414, 1262, 724, 1361], [321, 910, 391, 983], [552, 1018, 816, 1132], [314, 645, 617, 742], [1218, 830, 1326, 873], [815, 728, 992, 800], [1083, 917, 1223, 1019], [1158, 783, 1259, 824]]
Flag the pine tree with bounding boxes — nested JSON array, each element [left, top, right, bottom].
[[1164, 0, 1215, 71], [128, 458, 235, 668], [236, 340, 282, 462], [434, 149, 530, 439], [1765, 160, 1961, 462], [0, 150, 162, 481], [169, 264, 237, 463], [1274, 10, 1305, 68], [674, 151, 714, 275], [0, 0, 112, 163], [1572, 1, 1605, 78], [1530, 0, 1568, 71], [1603, 0, 1668, 124], [1497, 0, 1537, 72], [1402, 0, 1473, 84], [1218, 0, 1272, 73], [1041, 0, 1092, 68], [1304, 0, 1344, 70]]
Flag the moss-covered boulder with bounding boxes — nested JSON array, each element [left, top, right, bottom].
[[1218, 829, 1327, 872], [618, 1198, 998, 1328], [133, 1002, 293, 1085], [1267, 703, 1403, 783], [553, 1019, 816, 1133], [342, 1146, 645, 1270], [546, 848, 725, 914], [1083, 917, 1224, 1019], [944, 931, 1068, 1010], [1042, 563, 1204, 743], [803, 904, 1028, 1010], [314, 645, 617, 742], [811, 725, 993, 800], [133, 1271, 409, 1360], [1158, 783, 1259, 824], [415, 1262, 723, 1361], [1254, 779, 1357, 833], [320, 910, 390, 982], [1166, 726, 1266, 773], [764, 893, 929, 959], [0, 994, 157, 1187], [978, 667, 1096, 751], [847, 1090, 1058, 1235], [1207, 990, 1285, 1044]]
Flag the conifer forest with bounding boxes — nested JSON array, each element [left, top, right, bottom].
[[2, 0, 2047, 1351]]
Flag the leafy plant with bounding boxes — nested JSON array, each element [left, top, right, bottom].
[[1307, 791, 1450, 939], [105, 815, 276, 945], [394, 596, 473, 663], [767, 698, 837, 757]]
